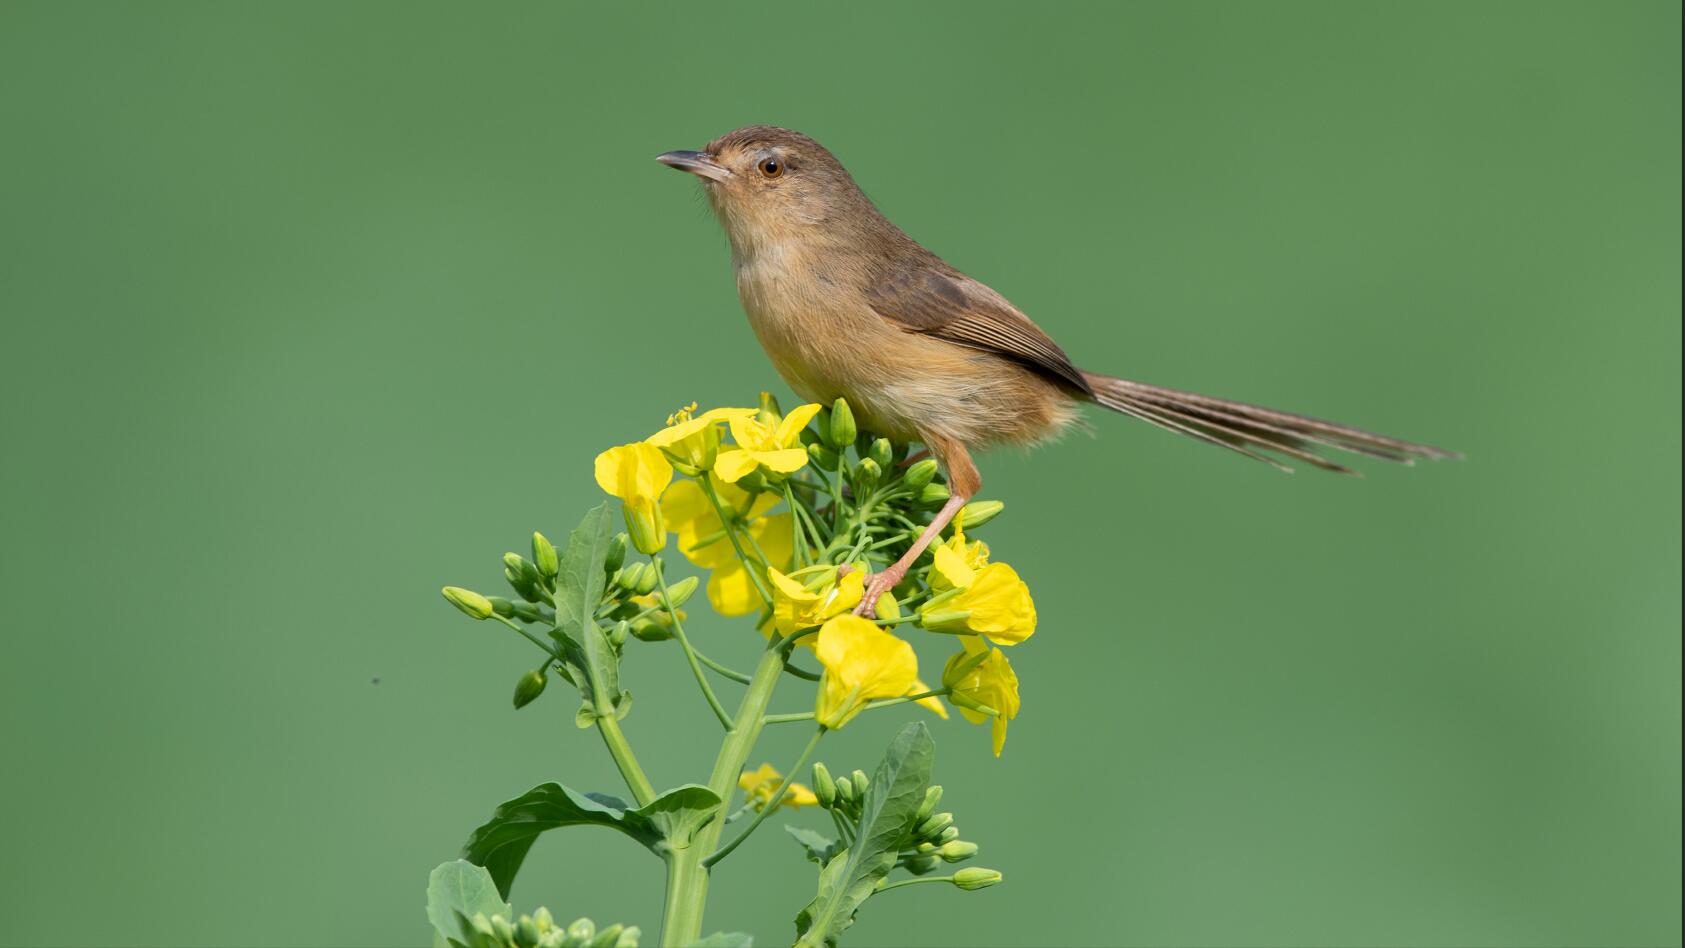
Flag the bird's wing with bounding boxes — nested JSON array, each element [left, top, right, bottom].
[[866, 264, 1093, 395]]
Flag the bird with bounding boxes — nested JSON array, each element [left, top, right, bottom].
[[656, 125, 1457, 616]]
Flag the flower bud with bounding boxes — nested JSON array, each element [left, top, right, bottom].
[[936, 825, 960, 844], [834, 775, 855, 807], [663, 574, 699, 607], [916, 811, 953, 840], [615, 562, 646, 591], [567, 917, 596, 944], [953, 867, 1002, 891], [956, 500, 1004, 530], [904, 853, 940, 875], [914, 785, 944, 824], [850, 769, 870, 798], [513, 668, 548, 708], [588, 924, 625, 948], [807, 442, 840, 470], [902, 457, 939, 490], [532, 531, 559, 579], [938, 840, 978, 862], [735, 469, 769, 493], [827, 397, 856, 448], [603, 533, 629, 576], [491, 914, 516, 943], [504, 566, 543, 604], [915, 841, 936, 854], [758, 390, 783, 419], [873, 590, 901, 620], [629, 617, 673, 642], [442, 586, 494, 619], [517, 913, 544, 946], [469, 913, 496, 939], [486, 595, 517, 618], [609, 619, 630, 647], [630, 565, 658, 596], [851, 457, 881, 496], [531, 907, 555, 931], [868, 437, 893, 469], [623, 503, 665, 556], [510, 600, 544, 623], [812, 762, 836, 808], [504, 552, 539, 584], [918, 483, 951, 507]]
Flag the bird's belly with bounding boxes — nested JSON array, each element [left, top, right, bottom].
[[734, 258, 1077, 447]]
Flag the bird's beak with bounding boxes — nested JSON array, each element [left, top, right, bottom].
[[655, 150, 733, 183]]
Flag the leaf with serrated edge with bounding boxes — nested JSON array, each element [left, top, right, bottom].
[[426, 860, 510, 945], [462, 783, 721, 897], [794, 723, 934, 946]]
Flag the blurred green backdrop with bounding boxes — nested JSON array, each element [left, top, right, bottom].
[[1, 2, 1678, 946]]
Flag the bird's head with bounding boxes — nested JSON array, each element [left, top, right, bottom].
[[657, 125, 880, 258]]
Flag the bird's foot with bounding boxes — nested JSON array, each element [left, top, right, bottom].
[[897, 449, 930, 468], [851, 563, 908, 619]]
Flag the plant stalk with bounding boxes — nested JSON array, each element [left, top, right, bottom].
[[658, 643, 787, 946]]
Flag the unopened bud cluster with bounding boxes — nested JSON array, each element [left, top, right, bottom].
[[456, 907, 639, 948]]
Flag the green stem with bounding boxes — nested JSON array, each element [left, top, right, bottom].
[[658, 644, 788, 946], [653, 557, 732, 729], [695, 650, 752, 684], [783, 483, 810, 567], [875, 875, 957, 894], [700, 478, 774, 606], [762, 689, 951, 725], [595, 710, 657, 807], [492, 614, 556, 657], [782, 660, 821, 681]]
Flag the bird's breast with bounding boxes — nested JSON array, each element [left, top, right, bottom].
[[732, 245, 885, 399]]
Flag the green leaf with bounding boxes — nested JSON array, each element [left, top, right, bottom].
[[690, 933, 753, 947], [785, 825, 838, 865], [794, 723, 935, 947], [426, 860, 510, 945], [462, 783, 722, 898], [552, 503, 622, 715]]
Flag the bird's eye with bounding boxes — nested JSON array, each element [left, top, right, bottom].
[[758, 157, 783, 178]]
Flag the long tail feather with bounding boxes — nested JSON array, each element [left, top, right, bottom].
[[1082, 371, 1459, 474]]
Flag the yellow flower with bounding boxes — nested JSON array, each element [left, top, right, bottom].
[[661, 474, 778, 569], [738, 763, 819, 810], [700, 512, 793, 615], [594, 442, 672, 554], [714, 403, 823, 483], [814, 615, 919, 729], [929, 524, 990, 593], [918, 562, 1036, 645], [646, 403, 756, 474], [943, 645, 1020, 757], [908, 678, 949, 720], [767, 566, 865, 638]]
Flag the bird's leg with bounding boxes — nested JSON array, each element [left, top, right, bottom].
[[852, 493, 968, 618], [853, 435, 978, 619], [897, 448, 930, 468]]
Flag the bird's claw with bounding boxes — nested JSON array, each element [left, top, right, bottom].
[[851, 564, 907, 619]]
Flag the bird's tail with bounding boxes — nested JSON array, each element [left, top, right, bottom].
[[1080, 371, 1459, 475]]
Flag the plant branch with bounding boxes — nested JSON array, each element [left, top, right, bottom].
[[703, 726, 825, 868], [762, 689, 952, 725], [653, 557, 732, 729]]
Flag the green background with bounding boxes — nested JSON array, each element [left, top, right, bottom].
[[1, 2, 1678, 945]]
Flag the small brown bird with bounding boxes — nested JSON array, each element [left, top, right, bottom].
[[657, 125, 1455, 615]]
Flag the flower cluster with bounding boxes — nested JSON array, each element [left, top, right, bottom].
[[590, 393, 1037, 756]]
